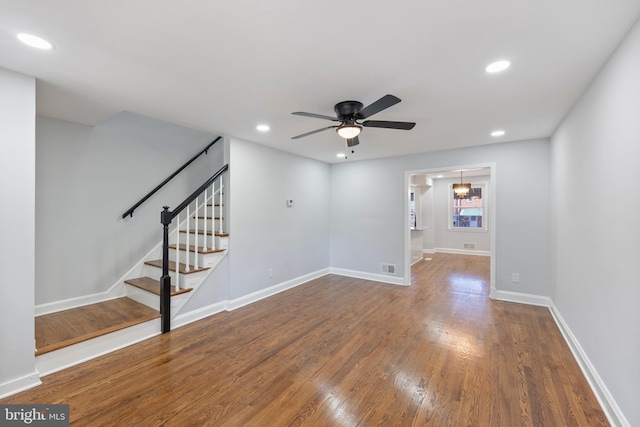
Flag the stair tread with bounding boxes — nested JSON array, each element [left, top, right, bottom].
[[144, 259, 210, 274], [35, 297, 160, 356], [180, 229, 229, 237], [196, 216, 223, 219], [124, 276, 193, 296], [169, 244, 225, 254]]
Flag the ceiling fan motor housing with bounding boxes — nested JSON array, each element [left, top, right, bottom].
[[334, 101, 363, 119]]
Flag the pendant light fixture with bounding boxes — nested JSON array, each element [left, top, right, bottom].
[[453, 171, 471, 198]]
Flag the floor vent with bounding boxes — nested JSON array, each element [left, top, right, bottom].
[[381, 263, 396, 274], [463, 242, 476, 249]]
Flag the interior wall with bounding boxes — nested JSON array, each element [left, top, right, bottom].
[[35, 112, 223, 304], [551, 18, 640, 426], [330, 138, 551, 296], [0, 68, 38, 394], [228, 138, 330, 300], [432, 175, 491, 252]]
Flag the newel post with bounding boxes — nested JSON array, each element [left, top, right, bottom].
[[161, 206, 172, 333]]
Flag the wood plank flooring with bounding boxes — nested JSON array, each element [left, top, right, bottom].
[[34, 298, 160, 355], [4, 254, 607, 426]]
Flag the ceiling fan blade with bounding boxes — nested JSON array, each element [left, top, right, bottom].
[[362, 120, 416, 130], [355, 94, 401, 119], [346, 135, 360, 147], [292, 111, 339, 121], [291, 126, 338, 139]]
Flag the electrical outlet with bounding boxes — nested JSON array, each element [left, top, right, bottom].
[[511, 273, 520, 283], [268, 268, 274, 278]]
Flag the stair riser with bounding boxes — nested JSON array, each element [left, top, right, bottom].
[[177, 233, 216, 248], [141, 265, 208, 288], [169, 249, 226, 269], [177, 233, 228, 249], [125, 285, 192, 314], [190, 218, 222, 231], [205, 205, 223, 215]]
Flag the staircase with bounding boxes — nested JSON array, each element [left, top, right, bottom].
[[35, 160, 229, 375], [123, 200, 229, 319]]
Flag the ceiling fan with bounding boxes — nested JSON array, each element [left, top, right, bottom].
[[291, 94, 416, 148]]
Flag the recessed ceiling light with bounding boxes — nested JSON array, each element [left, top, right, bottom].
[[491, 130, 506, 137], [436, 175, 444, 178], [336, 153, 346, 158], [17, 33, 53, 50], [485, 60, 510, 73], [256, 124, 270, 132]]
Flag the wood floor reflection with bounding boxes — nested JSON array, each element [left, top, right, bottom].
[[2, 253, 608, 426]]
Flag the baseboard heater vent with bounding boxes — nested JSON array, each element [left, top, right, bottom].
[[463, 242, 476, 249], [381, 263, 396, 274]]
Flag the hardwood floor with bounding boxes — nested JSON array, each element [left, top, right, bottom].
[[3, 254, 607, 426]]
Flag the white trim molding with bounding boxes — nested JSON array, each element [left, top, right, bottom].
[[330, 267, 409, 286], [432, 248, 491, 257], [172, 301, 227, 328], [35, 319, 161, 377], [227, 268, 330, 311], [0, 371, 41, 400], [492, 289, 552, 307]]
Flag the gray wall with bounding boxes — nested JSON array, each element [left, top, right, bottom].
[[331, 138, 552, 296], [0, 68, 38, 394], [551, 18, 640, 426], [35, 112, 223, 304], [228, 138, 331, 299]]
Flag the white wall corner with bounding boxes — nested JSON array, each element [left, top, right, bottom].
[[227, 268, 330, 311], [0, 372, 41, 400], [548, 302, 631, 427], [330, 267, 409, 287]]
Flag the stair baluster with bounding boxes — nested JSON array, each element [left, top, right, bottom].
[[202, 188, 208, 252], [175, 212, 181, 292], [219, 176, 224, 235], [194, 196, 199, 270]]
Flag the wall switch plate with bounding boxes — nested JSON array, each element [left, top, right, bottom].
[[268, 268, 274, 278]]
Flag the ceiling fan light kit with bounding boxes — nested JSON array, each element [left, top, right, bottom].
[[291, 94, 416, 155], [336, 124, 362, 139]]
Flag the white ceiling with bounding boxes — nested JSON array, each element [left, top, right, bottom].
[[1, 1, 639, 164]]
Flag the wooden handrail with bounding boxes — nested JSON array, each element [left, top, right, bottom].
[[122, 136, 222, 218]]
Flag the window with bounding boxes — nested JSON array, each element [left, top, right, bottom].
[[449, 183, 487, 231]]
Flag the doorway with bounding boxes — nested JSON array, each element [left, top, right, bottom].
[[403, 164, 496, 298]]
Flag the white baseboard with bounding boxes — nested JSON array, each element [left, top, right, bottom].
[[492, 289, 552, 307], [548, 302, 629, 427], [172, 301, 227, 328], [35, 290, 125, 316], [227, 268, 330, 311], [330, 267, 409, 286], [0, 371, 41, 400], [35, 319, 161, 377], [433, 247, 491, 256]]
